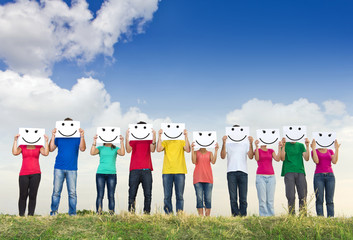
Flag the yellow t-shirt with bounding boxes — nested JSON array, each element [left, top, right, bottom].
[[162, 140, 187, 174]]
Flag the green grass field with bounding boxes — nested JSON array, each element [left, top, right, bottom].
[[0, 211, 352, 239]]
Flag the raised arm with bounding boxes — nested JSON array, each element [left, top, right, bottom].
[[331, 140, 341, 164], [303, 138, 310, 161], [90, 135, 99, 155], [125, 129, 132, 153], [49, 128, 57, 152], [191, 142, 197, 164], [221, 135, 227, 159], [280, 138, 286, 161], [247, 136, 254, 159], [12, 134, 22, 155], [211, 143, 219, 164], [254, 140, 259, 161], [311, 139, 319, 164], [184, 129, 191, 153], [157, 129, 164, 152], [273, 141, 282, 162], [40, 134, 49, 156], [150, 129, 156, 153], [79, 128, 86, 152], [117, 135, 125, 156]]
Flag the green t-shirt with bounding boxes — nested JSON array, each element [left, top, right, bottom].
[[96, 146, 119, 174], [281, 142, 306, 176]]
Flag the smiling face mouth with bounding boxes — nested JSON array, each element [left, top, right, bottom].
[[99, 135, 118, 143], [22, 137, 41, 144], [164, 132, 183, 139], [58, 130, 77, 137], [228, 135, 247, 142], [316, 141, 334, 148], [196, 140, 215, 147], [131, 133, 150, 140], [286, 134, 305, 142], [259, 138, 278, 145]]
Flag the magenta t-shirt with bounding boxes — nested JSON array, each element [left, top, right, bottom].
[[19, 145, 42, 176], [312, 149, 334, 174], [256, 148, 275, 175]]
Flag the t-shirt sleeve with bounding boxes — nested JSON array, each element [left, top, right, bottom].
[[129, 141, 135, 148], [97, 146, 102, 151], [270, 149, 274, 156], [301, 143, 306, 153], [329, 149, 334, 156], [54, 138, 58, 146], [162, 141, 166, 148], [19, 145, 24, 151]]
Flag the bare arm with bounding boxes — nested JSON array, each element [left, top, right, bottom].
[[117, 135, 125, 156], [191, 142, 197, 164], [211, 143, 219, 164], [311, 139, 319, 164], [273, 141, 282, 162], [12, 134, 21, 155], [254, 140, 259, 161], [40, 135, 49, 156], [157, 129, 164, 152], [125, 129, 132, 153], [90, 135, 99, 155], [303, 138, 310, 161], [183, 129, 191, 153], [150, 129, 156, 153], [49, 128, 57, 152], [220, 135, 227, 159], [331, 140, 341, 164], [280, 138, 286, 161], [247, 136, 254, 159], [79, 128, 86, 152]]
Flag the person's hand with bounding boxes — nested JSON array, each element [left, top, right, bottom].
[[255, 139, 259, 147], [184, 129, 188, 137], [335, 140, 341, 150], [191, 142, 195, 151], [215, 142, 219, 151], [222, 135, 227, 143], [120, 135, 124, 142], [281, 137, 286, 145], [248, 136, 254, 144], [52, 128, 57, 137], [311, 139, 316, 149], [158, 129, 163, 137], [79, 128, 84, 137], [14, 134, 20, 141], [305, 138, 310, 147], [278, 141, 283, 148], [44, 134, 49, 142]]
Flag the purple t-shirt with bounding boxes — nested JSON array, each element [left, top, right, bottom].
[[312, 149, 334, 174], [256, 148, 275, 175]]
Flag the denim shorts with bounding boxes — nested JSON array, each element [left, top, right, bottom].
[[194, 182, 213, 209]]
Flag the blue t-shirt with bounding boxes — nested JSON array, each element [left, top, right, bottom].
[[54, 138, 81, 170]]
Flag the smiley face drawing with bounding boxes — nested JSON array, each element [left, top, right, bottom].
[[226, 126, 250, 144], [18, 128, 45, 146], [129, 124, 153, 141], [161, 123, 185, 141], [256, 129, 280, 145], [193, 131, 217, 149], [312, 132, 336, 148], [55, 121, 80, 138], [96, 127, 121, 144], [283, 126, 307, 142]]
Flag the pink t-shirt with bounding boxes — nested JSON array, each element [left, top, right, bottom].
[[19, 145, 42, 176], [312, 149, 334, 174], [256, 148, 275, 175], [193, 151, 213, 184]]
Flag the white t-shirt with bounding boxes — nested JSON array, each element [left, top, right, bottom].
[[226, 142, 249, 173]]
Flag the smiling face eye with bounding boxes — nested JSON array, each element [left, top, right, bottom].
[[289, 127, 292, 130], [199, 133, 202, 136], [135, 126, 138, 129], [263, 130, 266, 134], [231, 128, 234, 131], [167, 125, 170, 128], [102, 128, 105, 132], [111, 129, 115, 132], [71, 123, 74, 126], [240, 128, 243, 131], [298, 127, 301, 131], [62, 123, 65, 126], [272, 131, 275, 134], [34, 130, 38, 133], [25, 129, 29, 133], [208, 133, 211, 136], [144, 126, 146, 129], [319, 133, 322, 137], [328, 134, 332, 137], [176, 125, 179, 128]]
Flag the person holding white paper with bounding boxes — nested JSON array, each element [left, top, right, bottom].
[[311, 139, 340, 217], [12, 133, 49, 216], [191, 142, 218, 216]]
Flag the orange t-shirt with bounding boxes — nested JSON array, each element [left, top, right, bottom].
[[193, 151, 213, 184]]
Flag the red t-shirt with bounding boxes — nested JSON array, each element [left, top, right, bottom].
[[19, 145, 42, 176], [129, 140, 153, 171], [193, 151, 213, 184]]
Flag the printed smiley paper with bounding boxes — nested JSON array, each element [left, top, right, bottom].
[[283, 126, 307, 143], [226, 126, 250, 144], [312, 132, 336, 148], [256, 129, 280, 145], [55, 121, 80, 138], [129, 124, 153, 141], [193, 131, 217, 149], [96, 127, 121, 144], [18, 128, 45, 146], [161, 123, 185, 141]]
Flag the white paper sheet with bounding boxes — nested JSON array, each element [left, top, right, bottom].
[[18, 128, 45, 146], [129, 124, 153, 141], [283, 126, 307, 143], [193, 131, 217, 149], [312, 132, 336, 149], [55, 121, 81, 138], [161, 123, 185, 141], [96, 127, 121, 144], [256, 129, 280, 145], [226, 126, 250, 144]]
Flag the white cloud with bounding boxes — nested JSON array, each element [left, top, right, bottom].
[[0, 0, 159, 76], [323, 100, 346, 116]]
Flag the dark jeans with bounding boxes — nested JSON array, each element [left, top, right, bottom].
[[96, 174, 117, 213], [227, 171, 248, 216], [128, 169, 153, 214], [284, 172, 307, 215], [314, 172, 335, 217], [162, 174, 185, 214], [19, 174, 41, 216]]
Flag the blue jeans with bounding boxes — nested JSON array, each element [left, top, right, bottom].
[[314, 172, 335, 217], [128, 169, 152, 213], [256, 175, 276, 216], [96, 174, 117, 213], [50, 169, 77, 215], [162, 174, 185, 214], [227, 171, 248, 216], [194, 182, 213, 209]]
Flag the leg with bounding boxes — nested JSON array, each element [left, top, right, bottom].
[[256, 175, 267, 216], [18, 175, 30, 216], [107, 174, 117, 214], [296, 173, 307, 216], [266, 175, 276, 216], [141, 170, 153, 214], [27, 174, 41, 216], [162, 174, 173, 214], [203, 183, 213, 217], [325, 173, 335, 217], [128, 170, 141, 213], [66, 170, 77, 215], [96, 174, 105, 213], [227, 172, 239, 216], [284, 172, 296, 215], [314, 173, 324, 216], [50, 169, 65, 215], [238, 171, 248, 216], [194, 183, 204, 215], [174, 174, 185, 213]]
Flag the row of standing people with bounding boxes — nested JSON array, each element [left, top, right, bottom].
[[12, 119, 340, 217]]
